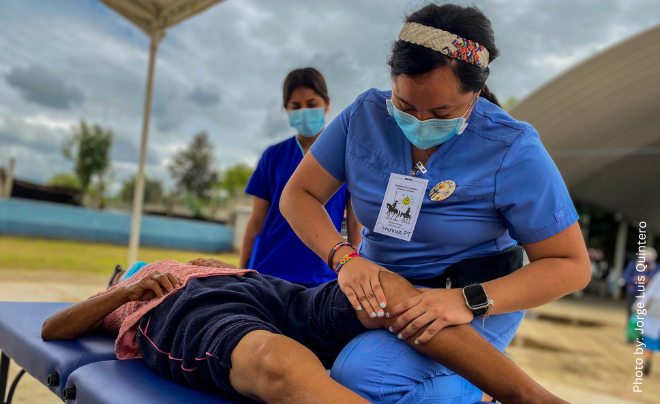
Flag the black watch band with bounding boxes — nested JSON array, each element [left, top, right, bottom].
[[471, 306, 489, 318]]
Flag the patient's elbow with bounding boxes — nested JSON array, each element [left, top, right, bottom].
[[41, 317, 69, 340], [41, 319, 56, 340]]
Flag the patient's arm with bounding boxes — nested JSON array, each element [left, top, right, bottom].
[[356, 272, 566, 404], [41, 271, 181, 340], [188, 258, 237, 269]]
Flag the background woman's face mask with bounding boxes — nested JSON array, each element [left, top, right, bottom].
[[386, 95, 476, 150], [288, 107, 326, 137]]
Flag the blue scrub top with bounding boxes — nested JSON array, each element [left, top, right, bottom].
[[246, 136, 349, 284], [310, 89, 578, 280]]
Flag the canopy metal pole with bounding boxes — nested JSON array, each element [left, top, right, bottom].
[[128, 32, 161, 266], [1, 157, 15, 198], [612, 217, 629, 300]]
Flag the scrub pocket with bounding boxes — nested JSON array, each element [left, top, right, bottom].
[[331, 310, 524, 404]]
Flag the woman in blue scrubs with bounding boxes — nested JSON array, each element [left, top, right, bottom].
[[241, 68, 362, 287], [281, 4, 590, 403]]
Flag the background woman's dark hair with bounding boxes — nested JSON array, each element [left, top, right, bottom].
[[282, 67, 330, 107], [388, 3, 501, 107]]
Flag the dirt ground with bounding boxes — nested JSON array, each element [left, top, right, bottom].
[[1, 270, 657, 404]]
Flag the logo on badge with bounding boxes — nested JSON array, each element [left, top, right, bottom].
[[429, 180, 456, 201], [384, 193, 415, 223]]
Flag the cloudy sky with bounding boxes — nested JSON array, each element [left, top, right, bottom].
[[1, 0, 659, 193]]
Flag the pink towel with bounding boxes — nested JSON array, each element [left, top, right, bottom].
[[90, 260, 255, 359]]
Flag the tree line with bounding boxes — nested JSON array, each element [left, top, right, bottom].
[[48, 120, 253, 210]]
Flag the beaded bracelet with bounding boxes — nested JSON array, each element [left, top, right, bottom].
[[334, 252, 360, 273], [327, 241, 356, 268]]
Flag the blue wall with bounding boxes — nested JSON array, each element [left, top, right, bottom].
[[0, 198, 233, 253]]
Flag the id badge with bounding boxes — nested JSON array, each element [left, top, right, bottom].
[[374, 173, 428, 242]]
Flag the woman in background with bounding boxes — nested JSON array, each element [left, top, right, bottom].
[[240, 68, 362, 287]]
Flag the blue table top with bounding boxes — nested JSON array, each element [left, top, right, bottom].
[[65, 359, 241, 404]]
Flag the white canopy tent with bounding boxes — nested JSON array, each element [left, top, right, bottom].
[[98, 0, 227, 265]]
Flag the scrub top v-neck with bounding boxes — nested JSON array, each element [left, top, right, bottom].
[[310, 88, 578, 280], [246, 136, 349, 284]]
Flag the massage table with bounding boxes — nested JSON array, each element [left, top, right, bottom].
[[63, 361, 493, 404], [0, 302, 494, 403], [0, 302, 239, 403]]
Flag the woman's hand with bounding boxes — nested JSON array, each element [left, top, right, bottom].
[[188, 258, 238, 269], [338, 257, 392, 318], [123, 271, 182, 302], [386, 288, 473, 344]]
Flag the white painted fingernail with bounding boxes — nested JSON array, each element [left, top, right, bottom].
[[357, 306, 362, 311], [389, 327, 393, 333], [397, 334, 403, 340], [380, 302, 386, 308], [385, 313, 390, 318], [414, 340, 419, 345], [378, 311, 384, 317], [371, 312, 377, 318]]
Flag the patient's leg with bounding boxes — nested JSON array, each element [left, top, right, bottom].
[[229, 330, 369, 404], [356, 272, 566, 404]]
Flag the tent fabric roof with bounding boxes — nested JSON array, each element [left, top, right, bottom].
[[100, 0, 225, 35], [510, 26, 660, 232]]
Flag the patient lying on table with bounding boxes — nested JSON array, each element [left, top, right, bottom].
[[42, 259, 567, 404]]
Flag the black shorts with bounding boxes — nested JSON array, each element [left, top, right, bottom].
[[136, 272, 366, 402]]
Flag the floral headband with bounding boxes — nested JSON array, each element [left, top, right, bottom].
[[398, 22, 490, 69]]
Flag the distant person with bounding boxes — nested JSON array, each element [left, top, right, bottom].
[[635, 267, 660, 375], [623, 247, 658, 319], [588, 248, 609, 280], [240, 68, 362, 287]]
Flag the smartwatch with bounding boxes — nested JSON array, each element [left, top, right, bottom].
[[462, 283, 491, 318]]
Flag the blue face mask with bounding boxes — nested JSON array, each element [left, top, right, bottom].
[[386, 96, 475, 150], [288, 107, 326, 137]]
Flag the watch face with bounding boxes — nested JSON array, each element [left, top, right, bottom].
[[464, 285, 488, 308]]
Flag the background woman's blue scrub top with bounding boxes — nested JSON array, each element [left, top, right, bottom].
[[246, 136, 349, 285], [310, 88, 578, 280]]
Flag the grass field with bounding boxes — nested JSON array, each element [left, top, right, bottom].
[[0, 236, 240, 275]]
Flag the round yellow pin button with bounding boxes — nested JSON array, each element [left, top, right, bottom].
[[429, 180, 456, 201]]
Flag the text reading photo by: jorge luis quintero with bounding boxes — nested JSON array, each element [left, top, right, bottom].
[[631, 221, 654, 394]]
